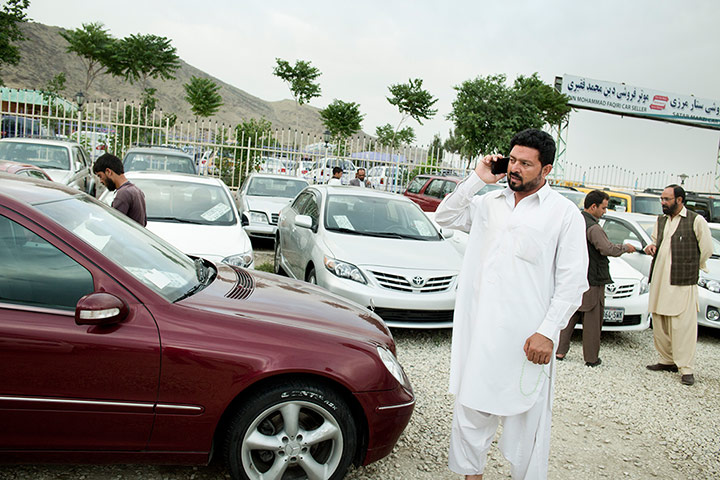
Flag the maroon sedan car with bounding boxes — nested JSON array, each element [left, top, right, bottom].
[[403, 174, 461, 212], [0, 159, 52, 180], [404, 174, 505, 212], [0, 174, 414, 479]]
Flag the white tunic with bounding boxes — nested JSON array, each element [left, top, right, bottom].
[[436, 173, 588, 416]]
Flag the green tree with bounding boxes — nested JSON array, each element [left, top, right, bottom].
[[320, 99, 363, 144], [110, 33, 180, 108], [273, 58, 321, 130], [229, 117, 275, 185], [0, 0, 29, 86], [375, 123, 415, 148], [60, 22, 117, 92], [448, 73, 569, 165], [385, 78, 437, 146], [183, 76, 224, 119]]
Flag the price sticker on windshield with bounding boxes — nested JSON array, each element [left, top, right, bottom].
[[201, 203, 231, 221]]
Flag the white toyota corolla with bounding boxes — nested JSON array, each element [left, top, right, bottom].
[[99, 171, 254, 268], [275, 186, 463, 328]]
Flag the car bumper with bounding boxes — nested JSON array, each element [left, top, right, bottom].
[[318, 269, 456, 329], [698, 288, 720, 329], [244, 223, 277, 239], [355, 385, 415, 465], [574, 292, 650, 331]]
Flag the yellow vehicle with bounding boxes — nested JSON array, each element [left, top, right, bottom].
[[574, 186, 661, 215]]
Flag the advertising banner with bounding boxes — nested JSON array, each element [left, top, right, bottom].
[[560, 74, 720, 130]]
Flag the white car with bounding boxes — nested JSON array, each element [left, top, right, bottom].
[[0, 137, 97, 196], [236, 173, 308, 240], [275, 185, 462, 328], [367, 165, 406, 193], [600, 210, 720, 330], [99, 172, 254, 268], [304, 157, 357, 185], [426, 208, 651, 331]]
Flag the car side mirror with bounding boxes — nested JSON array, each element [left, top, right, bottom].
[[295, 214, 313, 230], [441, 228, 454, 239], [75, 292, 129, 326], [241, 213, 249, 227]]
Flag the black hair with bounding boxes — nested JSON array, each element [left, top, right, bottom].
[[584, 190, 610, 209], [510, 129, 556, 167], [665, 184, 686, 203], [93, 153, 124, 175], [332, 166, 343, 175]]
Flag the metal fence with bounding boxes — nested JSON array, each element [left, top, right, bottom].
[[1, 88, 716, 194]]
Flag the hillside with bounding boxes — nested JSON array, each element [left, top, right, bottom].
[[2, 21, 328, 135]]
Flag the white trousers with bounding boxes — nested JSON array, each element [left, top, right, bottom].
[[448, 374, 553, 480]]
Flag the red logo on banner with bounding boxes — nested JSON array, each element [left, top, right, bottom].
[[650, 95, 668, 111]]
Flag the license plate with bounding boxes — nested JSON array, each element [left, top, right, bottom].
[[603, 307, 625, 323]]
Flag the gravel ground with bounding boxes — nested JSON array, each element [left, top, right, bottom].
[[3, 245, 719, 479]]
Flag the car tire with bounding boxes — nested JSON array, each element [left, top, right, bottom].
[[273, 237, 285, 276], [306, 267, 317, 285], [224, 381, 357, 480]]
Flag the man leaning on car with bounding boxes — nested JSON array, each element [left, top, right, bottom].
[[556, 189, 636, 367]]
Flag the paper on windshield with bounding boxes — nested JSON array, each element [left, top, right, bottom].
[[200, 203, 231, 221], [333, 215, 354, 230], [413, 220, 433, 237], [143, 269, 171, 289]]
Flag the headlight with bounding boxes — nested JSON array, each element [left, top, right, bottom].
[[639, 276, 649, 295], [249, 211, 268, 223], [698, 277, 720, 293], [377, 346, 411, 388], [324, 256, 366, 284], [223, 251, 253, 267]]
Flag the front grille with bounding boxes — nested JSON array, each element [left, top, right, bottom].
[[270, 213, 279, 225], [372, 307, 454, 324], [605, 282, 636, 299], [369, 271, 455, 293], [226, 266, 255, 300]]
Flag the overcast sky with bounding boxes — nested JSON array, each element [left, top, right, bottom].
[[25, 0, 720, 181]]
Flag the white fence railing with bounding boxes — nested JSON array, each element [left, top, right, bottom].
[[1, 88, 717, 193]]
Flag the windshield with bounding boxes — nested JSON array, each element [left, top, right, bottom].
[[247, 177, 308, 198], [36, 195, 201, 301], [124, 152, 195, 174], [0, 142, 70, 170], [131, 178, 237, 226], [325, 194, 440, 240], [634, 196, 663, 215]]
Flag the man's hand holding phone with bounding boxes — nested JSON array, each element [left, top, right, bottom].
[[474, 154, 508, 184]]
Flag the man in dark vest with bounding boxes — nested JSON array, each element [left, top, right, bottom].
[[556, 190, 636, 366], [644, 184, 712, 386]]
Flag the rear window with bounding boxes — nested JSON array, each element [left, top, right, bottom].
[[124, 151, 195, 174]]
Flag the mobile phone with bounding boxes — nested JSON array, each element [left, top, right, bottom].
[[491, 157, 510, 175]]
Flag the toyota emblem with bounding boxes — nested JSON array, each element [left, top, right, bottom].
[[411, 276, 426, 287], [605, 283, 617, 294]]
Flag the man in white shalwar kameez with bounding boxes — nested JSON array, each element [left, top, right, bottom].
[[435, 129, 589, 480]]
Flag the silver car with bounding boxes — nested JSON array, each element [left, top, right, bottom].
[[601, 210, 720, 330], [236, 173, 309, 240], [274, 185, 462, 328], [0, 137, 97, 196]]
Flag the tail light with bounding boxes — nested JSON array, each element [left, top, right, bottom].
[[280, 168, 286, 173], [380, 178, 384, 184]]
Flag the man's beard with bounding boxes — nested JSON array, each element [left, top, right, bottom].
[[508, 171, 544, 192], [662, 201, 678, 215], [103, 177, 116, 191]]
